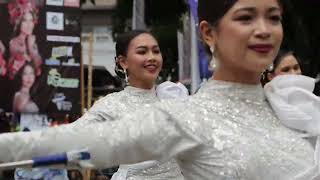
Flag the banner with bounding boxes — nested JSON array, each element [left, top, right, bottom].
[[0, 0, 81, 128]]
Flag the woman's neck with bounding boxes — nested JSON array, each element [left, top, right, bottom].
[[213, 66, 261, 85], [128, 79, 155, 90], [20, 87, 30, 94]]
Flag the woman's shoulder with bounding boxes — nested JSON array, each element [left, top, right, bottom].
[[14, 91, 28, 100], [78, 91, 125, 123], [90, 91, 124, 108]]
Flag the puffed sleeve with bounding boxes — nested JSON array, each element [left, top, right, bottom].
[[0, 103, 202, 169]]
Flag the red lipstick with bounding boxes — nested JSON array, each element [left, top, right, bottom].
[[248, 44, 273, 54]]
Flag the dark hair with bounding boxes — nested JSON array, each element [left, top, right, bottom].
[[261, 49, 300, 85], [198, 0, 283, 26], [198, 0, 238, 27], [114, 30, 154, 78], [270, 49, 297, 73]]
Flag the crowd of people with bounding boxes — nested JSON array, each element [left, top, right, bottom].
[[0, 0, 320, 180]]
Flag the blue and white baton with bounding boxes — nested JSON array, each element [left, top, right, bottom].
[[0, 149, 93, 170]]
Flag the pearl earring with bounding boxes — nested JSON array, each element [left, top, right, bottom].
[[210, 46, 215, 54], [267, 64, 274, 72], [209, 45, 218, 70]]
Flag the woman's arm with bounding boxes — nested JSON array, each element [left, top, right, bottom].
[[0, 105, 201, 168]]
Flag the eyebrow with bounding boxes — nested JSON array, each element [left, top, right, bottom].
[[234, 7, 255, 14], [234, 6, 281, 14], [136, 45, 159, 49], [267, 7, 281, 13]]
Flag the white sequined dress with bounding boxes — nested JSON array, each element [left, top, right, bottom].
[[0, 79, 318, 180], [72, 85, 184, 180]]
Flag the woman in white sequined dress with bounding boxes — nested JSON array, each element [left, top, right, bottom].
[[1, 0, 320, 179], [72, 30, 185, 180]]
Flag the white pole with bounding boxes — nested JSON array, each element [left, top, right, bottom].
[[132, 0, 146, 29], [190, 13, 200, 94], [177, 30, 184, 82]]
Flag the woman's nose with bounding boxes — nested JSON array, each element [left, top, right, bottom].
[[147, 52, 156, 61], [254, 19, 271, 39]]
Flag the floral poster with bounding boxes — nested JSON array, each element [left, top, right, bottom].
[[0, 0, 81, 124]]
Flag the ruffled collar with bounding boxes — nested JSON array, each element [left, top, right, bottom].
[[198, 79, 265, 104]]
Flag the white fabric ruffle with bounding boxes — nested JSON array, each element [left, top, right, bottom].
[[156, 81, 189, 99], [264, 74, 320, 179]]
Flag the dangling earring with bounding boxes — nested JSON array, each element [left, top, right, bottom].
[[210, 58, 217, 70], [124, 69, 129, 84], [267, 63, 274, 72], [210, 46, 215, 54], [209, 45, 217, 70]]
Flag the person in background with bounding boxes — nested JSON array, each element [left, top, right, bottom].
[[72, 30, 185, 180], [261, 49, 302, 86], [7, 0, 42, 79], [1, 0, 320, 179]]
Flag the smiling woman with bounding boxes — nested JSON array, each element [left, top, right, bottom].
[[114, 30, 163, 89], [72, 30, 184, 180]]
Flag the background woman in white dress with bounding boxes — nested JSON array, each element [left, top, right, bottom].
[[72, 29, 184, 180]]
